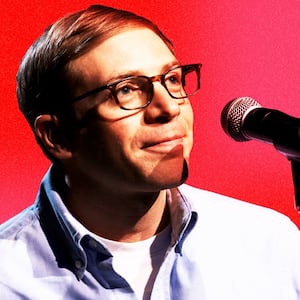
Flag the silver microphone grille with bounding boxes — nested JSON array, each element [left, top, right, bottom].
[[221, 96, 262, 141]]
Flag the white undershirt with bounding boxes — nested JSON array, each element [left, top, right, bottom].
[[58, 185, 172, 299], [96, 225, 171, 300]]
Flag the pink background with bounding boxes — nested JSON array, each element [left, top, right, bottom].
[[1, 0, 300, 227]]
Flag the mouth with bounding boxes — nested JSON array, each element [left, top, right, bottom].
[[142, 136, 185, 153]]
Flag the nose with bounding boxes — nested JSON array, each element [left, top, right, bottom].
[[144, 82, 181, 123]]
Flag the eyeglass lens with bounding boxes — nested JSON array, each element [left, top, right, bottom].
[[114, 65, 199, 110]]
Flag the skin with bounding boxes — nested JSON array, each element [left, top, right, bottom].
[[35, 28, 194, 242]]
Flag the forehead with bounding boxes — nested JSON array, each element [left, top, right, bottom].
[[69, 28, 177, 88]]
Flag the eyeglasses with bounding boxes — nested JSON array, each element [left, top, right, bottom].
[[71, 63, 202, 110]]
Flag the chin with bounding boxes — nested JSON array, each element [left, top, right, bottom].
[[146, 159, 189, 190]]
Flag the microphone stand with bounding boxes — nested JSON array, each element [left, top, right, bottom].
[[290, 159, 300, 212]]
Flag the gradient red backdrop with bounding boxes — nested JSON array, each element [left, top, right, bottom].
[[1, 0, 300, 227]]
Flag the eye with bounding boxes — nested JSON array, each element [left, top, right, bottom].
[[119, 86, 132, 96], [115, 81, 139, 98], [165, 72, 182, 86]]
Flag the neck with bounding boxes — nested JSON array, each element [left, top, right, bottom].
[[65, 182, 170, 242]]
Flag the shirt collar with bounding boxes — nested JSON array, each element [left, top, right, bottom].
[[37, 164, 197, 279]]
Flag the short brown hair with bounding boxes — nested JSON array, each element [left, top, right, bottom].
[[16, 4, 174, 159]]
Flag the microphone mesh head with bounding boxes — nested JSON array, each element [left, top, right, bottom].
[[221, 96, 261, 141]]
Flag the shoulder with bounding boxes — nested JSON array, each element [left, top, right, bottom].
[[178, 184, 300, 272], [177, 185, 300, 296], [0, 205, 44, 276], [178, 184, 299, 234], [0, 205, 40, 240]]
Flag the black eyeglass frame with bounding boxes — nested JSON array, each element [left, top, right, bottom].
[[71, 63, 202, 110]]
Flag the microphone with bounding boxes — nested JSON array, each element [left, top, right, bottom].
[[221, 96, 300, 159]]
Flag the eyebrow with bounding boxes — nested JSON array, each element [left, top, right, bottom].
[[72, 59, 181, 103], [105, 59, 181, 84]]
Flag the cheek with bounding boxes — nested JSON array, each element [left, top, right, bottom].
[[187, 102, 194, 128], [84, 120, 137, 161], [73, 123, 133, 181], [184, 104, 194, 153]]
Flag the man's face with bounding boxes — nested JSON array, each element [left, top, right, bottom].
[[68, 28, 194, 193]]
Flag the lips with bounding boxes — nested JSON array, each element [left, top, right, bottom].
[[141, 134, 186, 154]]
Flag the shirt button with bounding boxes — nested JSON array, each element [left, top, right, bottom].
[[88, 239, 98, 249], [75, 259, 83, 269]]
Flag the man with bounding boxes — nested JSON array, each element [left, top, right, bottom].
[[1, 4, 300, 300]]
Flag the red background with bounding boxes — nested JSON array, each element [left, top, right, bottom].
[[1, 0, 300, 227]]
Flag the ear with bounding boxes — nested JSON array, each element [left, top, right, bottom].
[[34, 114, 73, 160]]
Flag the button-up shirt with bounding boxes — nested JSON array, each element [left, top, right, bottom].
[[1, 164, 300, 299]]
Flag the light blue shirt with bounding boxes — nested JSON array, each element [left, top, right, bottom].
[[1, 164, 300, 299]]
